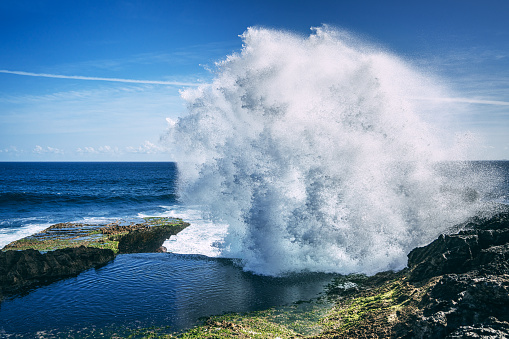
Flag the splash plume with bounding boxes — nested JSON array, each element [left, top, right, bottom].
[[168, 26, 496, 276]]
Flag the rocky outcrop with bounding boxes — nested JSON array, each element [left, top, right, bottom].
[[0, 217, 189, 299], [402, 209, 509, 338], [407, 211, 509, 281], [116, 222, 188, 253], [0, 246, 114, 298], [2, 217, 190, 253], [320, 207, 509, 339]]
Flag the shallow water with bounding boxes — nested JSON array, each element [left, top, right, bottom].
[[0, 253, 335, 337]]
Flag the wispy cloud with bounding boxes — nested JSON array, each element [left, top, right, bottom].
[[0, 146, 23, 154], [126, 140, 167, 154], [412, 96, 509, 106], [0, 70, 199, 86], [76, 142, 167, 155]]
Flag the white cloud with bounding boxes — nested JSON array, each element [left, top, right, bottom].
[[411, 96, 509, 106], [0, 146, 23, 153], [77, 146, 120, 154], [98, 145, 120, 153], [33, 145, 64, 154], [126, 140, 167, 154], [76, 147, 97, 154], [76, 142, 166, 156]]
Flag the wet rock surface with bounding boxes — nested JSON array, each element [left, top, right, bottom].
[[116, 222, 188, 254], [0, 246, 114, 298], [320, 206, 509, 339], [403, 209, 509, 338]]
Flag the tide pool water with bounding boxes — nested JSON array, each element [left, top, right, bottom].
[[0, 253, 334, 336]]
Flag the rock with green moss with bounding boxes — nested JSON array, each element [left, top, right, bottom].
[[1, 217, 189, 254], [315, 207, 509, 338], [0, 217, 189, 299]]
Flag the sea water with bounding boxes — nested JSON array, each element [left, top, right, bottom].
[[0, 162, 335, 336], [1, 26, 509, 337]]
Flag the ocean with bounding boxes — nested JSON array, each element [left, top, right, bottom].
[[1, 161, 508, 337], [0, 162, 336, 337]]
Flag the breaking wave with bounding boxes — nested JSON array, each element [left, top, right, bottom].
[[167, 26, 499, 276]]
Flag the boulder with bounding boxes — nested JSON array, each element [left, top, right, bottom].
[[0, 246, 114, 298]]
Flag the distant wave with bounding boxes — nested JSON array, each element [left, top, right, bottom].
[[0, 192, 177, 205]]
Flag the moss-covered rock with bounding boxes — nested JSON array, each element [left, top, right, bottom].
[[0, 217, 189, 299], [1, 217, 189, 254]]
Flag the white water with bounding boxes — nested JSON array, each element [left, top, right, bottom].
[[144, 206, 228, 257], [166, 26, 494, 276], [0, 221, 50, 248]]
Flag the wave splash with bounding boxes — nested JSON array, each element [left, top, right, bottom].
[[168, 26, 495, 276]]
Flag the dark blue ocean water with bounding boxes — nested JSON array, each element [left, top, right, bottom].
[[0, 161, 508, 337], [0, 162, 335, 337], [0, 162, 177, 232]]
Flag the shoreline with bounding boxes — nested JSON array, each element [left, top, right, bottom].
[[1, 207, 508, 338]]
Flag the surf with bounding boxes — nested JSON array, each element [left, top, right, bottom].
[[166, 26, 500, 276]]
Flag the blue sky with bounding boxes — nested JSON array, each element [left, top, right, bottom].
[[0, 0, 508, 161]]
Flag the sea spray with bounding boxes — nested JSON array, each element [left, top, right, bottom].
[[167, 26, 496, 276]]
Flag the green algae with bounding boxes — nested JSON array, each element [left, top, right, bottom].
[[106, 274, 424, 339], [120, 299, 333, 339], [315, 271, 432, 338], [1, 217, 188, 254]]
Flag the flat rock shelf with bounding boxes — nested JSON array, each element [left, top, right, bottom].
[[0, 217, 189, 298]]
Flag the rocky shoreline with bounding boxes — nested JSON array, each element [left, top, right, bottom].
[[0, 217, 189, 299], [1, 208, 508, 338], [159, 207, 509, 339], [311, 207, 509, 338]]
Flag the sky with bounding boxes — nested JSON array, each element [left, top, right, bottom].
[[0, 0, 508, 161]]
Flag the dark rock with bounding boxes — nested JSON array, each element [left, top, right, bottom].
[[0, 246, 114, 298], [403, 208, 509, 338], [324, 208, 509, 338], [117, 223, 188, 253], [407, 210, 509, 282], [411, 273, 509, 338], [446, 317, 509, 338], [155, 246, 167, 253]]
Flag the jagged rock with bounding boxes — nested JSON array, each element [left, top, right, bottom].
[[446, 317, 509, 338], [0, 246, 114, 298], [409, 273, 509, 338], [404, 209, 509, 338], [407, 210, 509, 281], [323, 207, 509, 339]]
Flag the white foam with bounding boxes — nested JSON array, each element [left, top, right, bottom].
[[166, 26, 497, 276], [0, 222, 51, 248], [140, 206, 228, 257]]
